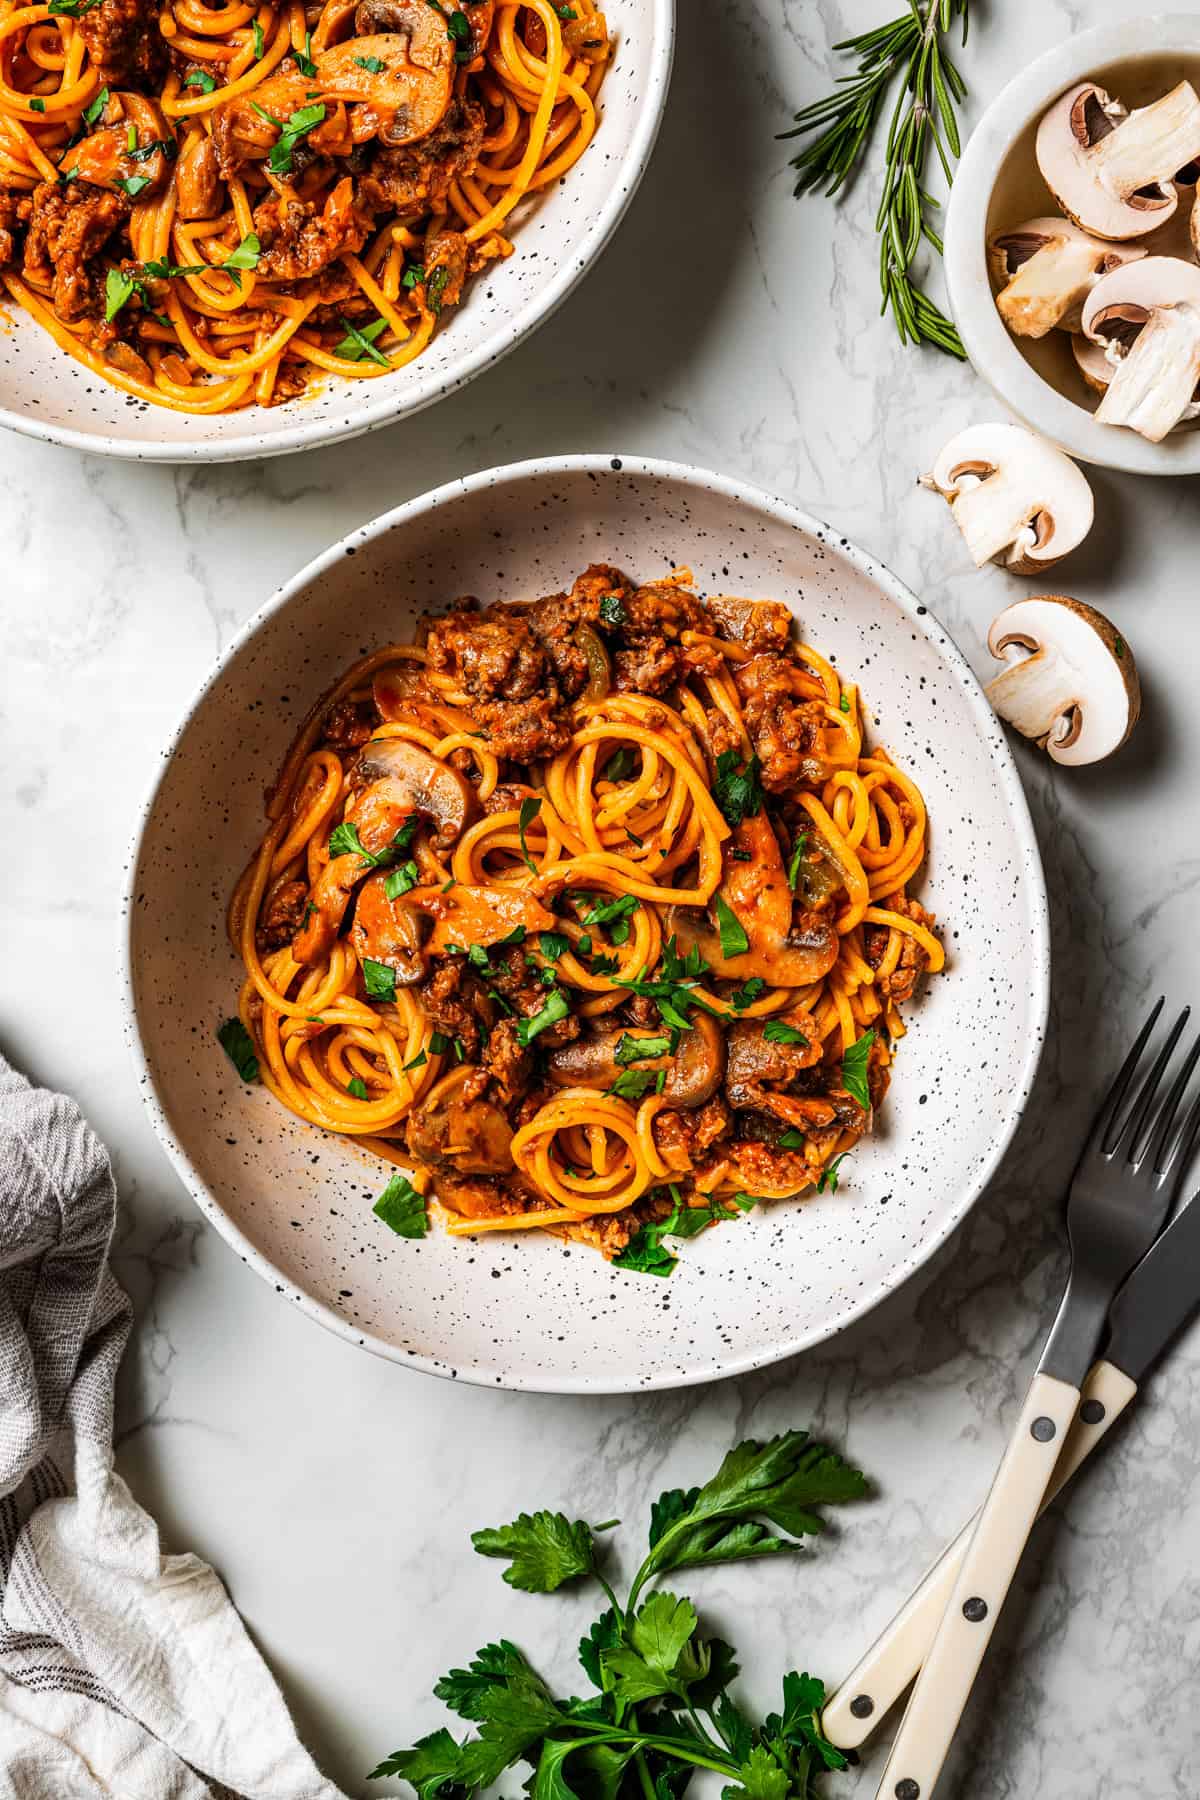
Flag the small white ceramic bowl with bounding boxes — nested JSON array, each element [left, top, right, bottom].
[[121, 455, 1050, 1393], [944, 14, 1200, 475], [0, 1, 672, 463]]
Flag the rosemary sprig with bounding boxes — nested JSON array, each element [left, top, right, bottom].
[[781, 0, 971, 358]]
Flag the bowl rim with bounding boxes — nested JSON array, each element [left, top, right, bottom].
[[944, 11, 1200, 477], [119, 452, 1052, 1392], [0, 0, 674, 465]]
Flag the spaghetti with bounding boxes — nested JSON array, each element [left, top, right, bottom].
[[0, 0, 608, 411], [224, 563, 945, 1265]]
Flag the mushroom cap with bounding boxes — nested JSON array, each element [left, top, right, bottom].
[[1081, 253, 1200, 340], [547, 1011, 726, 1109], [1071, 332, 1117, 394], [985, 595, 1140, 766], [1035, 81, 1193, 240], [922, 422, 1094, 574], [985, 216, 1145, 284], [353, 735, 475, 849], [316, 27, 454, 144]]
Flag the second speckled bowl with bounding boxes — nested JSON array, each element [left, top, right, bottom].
[[121, 456, 1050, 1392]]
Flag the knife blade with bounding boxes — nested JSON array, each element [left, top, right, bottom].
[[1105, 1186, 1200, 1380]]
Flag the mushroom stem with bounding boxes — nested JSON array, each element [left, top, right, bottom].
[[1091, 81, 1200, 203], [1095, 300, 1200, 440], [993, 233, 1129, 337]]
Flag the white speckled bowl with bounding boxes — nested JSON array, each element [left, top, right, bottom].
[[0, 2, 672, 462], [944, 14, 1200, 475], [121, 456, 1050, 1392]]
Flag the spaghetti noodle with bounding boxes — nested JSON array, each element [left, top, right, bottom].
[[0, 0, 608, 411], [224, 562, 945, 1265]]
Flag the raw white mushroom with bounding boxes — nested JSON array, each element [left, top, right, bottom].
[[1036, 79, 1200, 240], [987, 217, 1145, 337], [985, 596, 1140, 765], [1081, 256, 1200, 439], [920, 424, 1094, 574]]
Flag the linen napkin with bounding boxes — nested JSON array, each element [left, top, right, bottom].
[[0, 1047, 349, 1800]]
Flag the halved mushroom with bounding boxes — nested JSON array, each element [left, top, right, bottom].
[[985, 596, 1140, 766], [920, 423, 1094, 574], [349, 870, 428, 985], [665, 814, 839, 985], [316, 26, 454, 147], [547, 1011, 726, 1109], [350, 737, 475, 850], [406, 1065, 513, 1176], [423, 884, 556, 954], [1036, 79, 1200, 241], [987, 217, 1145, 337], [1081, 255, 1200, 440]]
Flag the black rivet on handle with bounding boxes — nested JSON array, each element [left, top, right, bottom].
[[895, 1781, 920, 1800], [1031, 1416, 1056, 1442], [963, 1596, 988, 1622], [1080, 1399, 1106, 1425], [849, 1694, 874, 1719]]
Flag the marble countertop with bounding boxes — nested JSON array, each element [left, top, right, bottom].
[[4, 1, 1200, 1794]]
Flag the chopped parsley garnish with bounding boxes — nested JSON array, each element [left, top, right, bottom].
[[29, 98, 45, 113], [384, 860, 419, 900], [81, 85, 109, 126], [423, 0, 473, 61], [426, 263, 452, 312], [347, 1076, 368, 1099], [763, 1020, 808, 1046], [334, 314, 390, 366], [115, 174, 151, 198], [777, 1129, 806, 1149], [354, 52, 386, 71], [466, 944, 490, 971], [601, 746, 636, 782], [402, 262, 425, 289], [786, 831, 809, 891], [614, 1186, 758, 1275], [615, 935, 712, 1031], [48, 0, 99, 15], [362, 958, 397, 1001], [373, 1171, 428, 1238], [141, 256, 206, 279], [329, 819, 414, 869], [730, 849, 751, 861], [588, 952, 619, 978], [839, 693, 851, 714], [713, 748, 763, 827], [104, 266, 138, 322], [441, 876, 457, 893], [217, 1017, 259, 1082], [183, 69, 216, 92], [556, 3, 577, 15], [714, 894, 749, 959], [581, 891, 639, 944], [538, 930, 569, 961], [609, 1068, 658, 1102], [428, 1030, 463, 1059], [294, 29, 318, 73], [518, 796, 542, 874], [840, 1029, 876, 1110], [403, 1049, 427, 1071], [599, 592, 625, 626], [730, 975, 766, 1011], [515, 990, 569, 1047], [252, 100, 325, 175], [252, 18, 265, 56], [614, 1031, 672, 1066], [817, 1151, 851, 1194]]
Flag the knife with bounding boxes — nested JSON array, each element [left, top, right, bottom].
[[823, 1185, 1200, 1752]]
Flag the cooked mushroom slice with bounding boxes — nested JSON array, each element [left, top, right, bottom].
[[987, 217, 1145, 337], [985, 596, 1140, 766], [665, 815, 839, 985], [352, 736, 475, 850], [423, 884, 556, 953], [318, 17, 454, 145], [1036, 79, 1200, 240], [1081, 255, 1200, 440], [920, 423, 1094, 574], [547, 1011, 726, 1108], [292, 853, 363, 964], [350, 870, 427, 984], [406, 1065, 513, 1176]]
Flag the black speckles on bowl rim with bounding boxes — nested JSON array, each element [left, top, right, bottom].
[[118, 454, 1051, 1392], [0, 0, 673, 463]]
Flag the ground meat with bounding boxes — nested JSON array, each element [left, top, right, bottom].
[[78, 0, 164, 86], [423, 227, 469, 312], [724, 1011, 823, 1118], [467, 1016, 532, 1107], [521, 591, 598, 698], [23, 182, 130, 320], [703, 706, 740, 759], [482, 782, 535, 816], [705, 596, 793, 655], [488, 947, 580, 1049], [610, 580, 714, 697], [573, 563, 634, 619], [255, 878, 309, 954], [734, 654, 827, 794], [321, 697, 376, 752], [416, 959, 494, 1059], [614, 638, 680, 696], [865, 896, 937, 1004], [252, 179, 370, 283], [565, 1187, 672, 1258], [425, 604, 573, 759], [355, 98, 485, 221], [0, 192, 31, 267], [652, 1096, 732, 1170]]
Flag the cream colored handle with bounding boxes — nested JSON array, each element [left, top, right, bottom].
[[873, 1369, 1081, 1800], [823, 1360, 1137, 1751]]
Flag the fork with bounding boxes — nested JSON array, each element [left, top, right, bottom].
[[873, 1000, 1193, 1800]]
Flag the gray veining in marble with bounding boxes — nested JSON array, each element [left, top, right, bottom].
[[2, 1, 1199, 1795]]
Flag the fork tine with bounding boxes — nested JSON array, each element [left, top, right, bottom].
[[1159, 1076, 1200, 1180], [1112, 1007, 1190, 1163], [1150, 1030, 1200, 1172], [1094, 997, 1164, 1151]]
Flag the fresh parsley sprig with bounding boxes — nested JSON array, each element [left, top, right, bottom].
[[780, 0, 970, 358], [372, 1431, 867, 1796]]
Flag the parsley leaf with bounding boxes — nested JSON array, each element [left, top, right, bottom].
[[219, 230, 261, 289], [613, 1225, 677, 1277], [115, 174, 151, 198], [362, 958, 397, 1001], [103, 266, 136, 322], [183, 68, 216, 92], [255, 101, 324, 175], [763, 1021, 807, 1046], [471, 1512, 595, 1593], [538, 929, 569, 961], [434, 1640, 541, 1722], [581, 891, 639, 944], [840, 1028, 876, 1110], [786, 832, 809, 891], [29, 97, 45, 113], [141, 255, 206, 279], [776, 1128, 806, 1150], [329, 819, 414, 870], [730, 976, 766, 1011], [334, 314, 390, 366], [515, 990, 569, 1047], [598, 592, 625, 626], [367, 1727, 467, 1793], [614, 1031, 672, 1066], [384, 860, 419, 899], [347, 1076, 368, 1099], [373, 1171, 427, 1237], [601, 746, 636, 782], [608, 1068, 658, 1101], [252, 17, 264, 56], [354, 51, 386, 70], [217, 1017, 258, 1081], [715, 896, 749, 960], [402, 261, 426, 289], [816, 1151, 850, 1195], [294, 29, 317, 73], [518, 796, 541, 873], [713, 750, 763, 827]]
